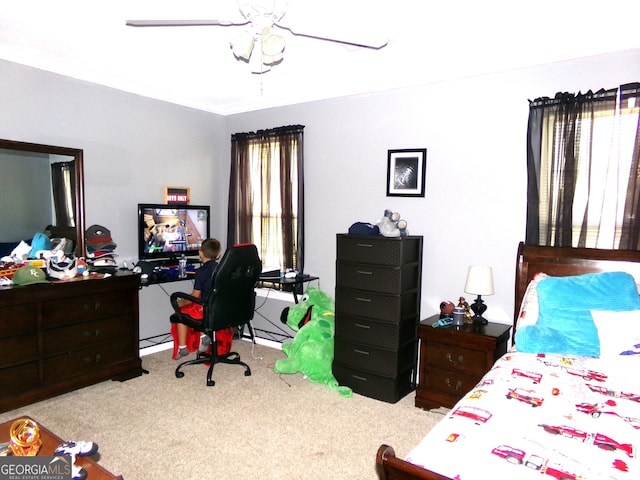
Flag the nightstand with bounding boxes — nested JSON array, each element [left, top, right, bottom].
[[415, 315, 511, 409]]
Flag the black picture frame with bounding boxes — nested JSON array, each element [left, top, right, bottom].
[[386, 148, 427, 197]]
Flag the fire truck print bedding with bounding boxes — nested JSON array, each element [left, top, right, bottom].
[[405, 351, 639, 479]]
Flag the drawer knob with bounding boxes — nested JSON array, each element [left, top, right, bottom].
[[83, 329, 102, 337], [355, 297, 372, 303], [354, 323, 371, 330], [356, 270, 373, 275], [83, 302, 100, 311], [445, 377, 463, 391], [354, 349, 370, 356], [446, 353, 464, 364], [84, 353, 103, 363]]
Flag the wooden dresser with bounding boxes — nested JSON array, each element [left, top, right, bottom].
[[0, 272, 143, 413], [415, 315, 511, 409], [334, 234, 423, 403]]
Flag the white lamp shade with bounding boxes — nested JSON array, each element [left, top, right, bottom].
[[230, 32, 255, 61], [464, 265, 494, 296], [261, 28, 285, 58]]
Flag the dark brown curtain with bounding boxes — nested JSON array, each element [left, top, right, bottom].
[[525, 83, 640, 249], [51, 161, 76, 227], [620, 83, 640, 249], [227, 125, 305, 272]]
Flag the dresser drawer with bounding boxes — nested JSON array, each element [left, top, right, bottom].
[[336, 235, 422, 266], [43, 315, 134, 355], [43, 289, 135, 327], [336, 261, 420, 294], [0, 303, 38, 338], [424, 341, 488, 377], [334, 338, 416, 376], [43, 339, 136, 383], [335, 287, 418, 322], [0, 362, 40, 395], [0, 333, 38, 368], [333, 362, 414, 403], [335, 315, 416, 349]]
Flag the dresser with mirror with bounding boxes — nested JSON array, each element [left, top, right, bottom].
[[0, 138, 143, 413]]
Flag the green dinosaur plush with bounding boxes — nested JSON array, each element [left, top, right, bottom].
[[273, 286, 352, 398]]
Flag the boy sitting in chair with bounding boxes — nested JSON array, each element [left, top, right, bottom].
[[172, 238, 221, 360]]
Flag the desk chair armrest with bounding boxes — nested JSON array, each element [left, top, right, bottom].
[[169, 291, 204, 315]]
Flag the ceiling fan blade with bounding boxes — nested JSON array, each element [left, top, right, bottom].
[[275, 23, 388, 49], [126, 19, 248, 27]]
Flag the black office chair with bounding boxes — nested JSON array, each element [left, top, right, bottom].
[[169, 243, 262, 386]]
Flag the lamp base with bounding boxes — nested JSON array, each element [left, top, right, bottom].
[[470, 295, 488, 326], [473, 315, 489, 326]]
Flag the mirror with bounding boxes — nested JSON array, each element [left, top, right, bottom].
[[0, 139, 85, 259]]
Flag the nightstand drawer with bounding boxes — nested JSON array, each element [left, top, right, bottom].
[[336, 261, 420, 294], [421, 366, 481, 397], [424, 342, 488, 377], [335, 315, 416, 349], [336, 235, 421, 266], [334, 338, 416, 376], [335, 287, 418, 322]]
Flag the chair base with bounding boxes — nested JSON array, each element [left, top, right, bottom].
[[174, 350, 252, 386]]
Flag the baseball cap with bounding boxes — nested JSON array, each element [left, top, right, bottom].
[[13, 266, 49, 286], [85, 224, 117, 249]]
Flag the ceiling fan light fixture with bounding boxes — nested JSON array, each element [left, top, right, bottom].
[[261, 28, 285, 58], [230, 31, 255, 61]]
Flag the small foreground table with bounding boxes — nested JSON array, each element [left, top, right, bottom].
[[0, 416, 123, 480]]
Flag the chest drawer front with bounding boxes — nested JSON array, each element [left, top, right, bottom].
[[336, 235, 421, 266], [0, 304, 38, 338], [335, 287, 417, 322], [424, 342, 488, 377], [43, 315, 134, 356], [43, 289, 134, 327], [335, 315, 416, 349], [334, 338, 416, 376], [336, 261, 419, 294], [333, 363, 414, 403]]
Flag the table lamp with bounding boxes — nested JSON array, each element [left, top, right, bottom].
[[464, 265, 494, 325]]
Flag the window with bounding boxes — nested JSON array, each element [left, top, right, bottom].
[[227, 125, 305, 271], [526, 83, 640, 249]]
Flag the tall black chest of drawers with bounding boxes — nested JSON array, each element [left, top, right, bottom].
[[333, 234, 423, 403]]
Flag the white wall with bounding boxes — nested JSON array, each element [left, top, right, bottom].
[[225, 49, 640, 326], [1, 49, 639, 339], [0, 60, 228, 339]]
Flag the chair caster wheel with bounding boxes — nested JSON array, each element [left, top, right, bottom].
[[207, 380, 215, 386], [244, 371, 251, 377], [175, 371, 185, 379]]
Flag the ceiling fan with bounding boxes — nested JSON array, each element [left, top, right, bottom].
[[126, 0, 388, 74]]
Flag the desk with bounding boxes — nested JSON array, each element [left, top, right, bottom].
[[0, 417, 123, 480], [257, 275, 319, 303]]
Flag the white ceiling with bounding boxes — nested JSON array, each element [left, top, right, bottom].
[[1, 0, 638, 115]]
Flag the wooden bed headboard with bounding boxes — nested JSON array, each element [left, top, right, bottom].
[[513, 241, 640, 337]]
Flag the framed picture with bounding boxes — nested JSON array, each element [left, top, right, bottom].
[[164, 186, 190, 205], [386, 148, 427, 197]]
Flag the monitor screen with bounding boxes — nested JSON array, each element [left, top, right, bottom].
[[137, 203, 210, 262]]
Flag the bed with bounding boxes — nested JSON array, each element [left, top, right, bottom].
[[377, 242, 640, 480]]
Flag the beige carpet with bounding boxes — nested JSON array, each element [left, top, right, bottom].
[[0, 341, 445, 479]]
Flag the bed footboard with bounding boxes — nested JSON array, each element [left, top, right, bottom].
[[376, 445, 451, 480]]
